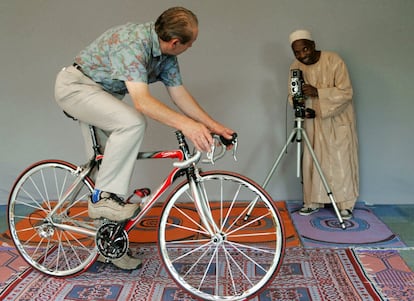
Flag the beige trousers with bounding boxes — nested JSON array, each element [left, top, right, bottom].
[[54, 66, 147, 196]]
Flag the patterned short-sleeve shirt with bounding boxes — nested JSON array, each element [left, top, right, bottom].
[[74, 22, 183, 95]]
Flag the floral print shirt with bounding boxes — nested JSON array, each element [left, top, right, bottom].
[[74, 22, 183, 95]]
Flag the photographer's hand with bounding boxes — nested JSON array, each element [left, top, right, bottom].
[[303, 84, 318, 98]]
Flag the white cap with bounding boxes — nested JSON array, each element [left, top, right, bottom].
[[289, 29, 313, 44]]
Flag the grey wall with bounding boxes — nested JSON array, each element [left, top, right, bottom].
[[1, 0, 413, 205]]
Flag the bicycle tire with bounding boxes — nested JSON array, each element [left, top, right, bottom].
[[158, 170, 285, 301], [8, 159, 98, 277]]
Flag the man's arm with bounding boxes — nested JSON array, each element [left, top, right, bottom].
[[167, 85, 234, 138], [126, 81, 219, 152]]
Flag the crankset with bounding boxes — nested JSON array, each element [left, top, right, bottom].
[[96, 222, 129, 259]]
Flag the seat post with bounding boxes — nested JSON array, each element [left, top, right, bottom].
[[88, 125, 102, 157]]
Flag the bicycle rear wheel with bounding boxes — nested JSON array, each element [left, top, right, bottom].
[[158, 171, 285, 301], [8, 160, 98, 277]]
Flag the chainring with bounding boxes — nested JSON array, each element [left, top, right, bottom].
[[96, 222, 129, 259]]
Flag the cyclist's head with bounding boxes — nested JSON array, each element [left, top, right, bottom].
[[155, 7, 198, 45]]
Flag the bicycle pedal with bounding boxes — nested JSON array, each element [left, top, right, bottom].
[[98, 218, 128, 224], [93, 218, 108, 228], [94, 218, 129, 227]]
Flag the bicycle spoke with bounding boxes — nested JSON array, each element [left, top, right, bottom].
[[170, 204, 210, 235], [222, 244, 253, 286], [220, 183, 241, 233], [165, 238, 210, 246], [197, 245, 218, 289], [182, 243, 214, 278], [225, 241, 272, 273], [165, 222, 209, 236], [171, 241, 213, 264], [227, 231, 278, 239], [29, 172, 52, 212], [223, 246, 238, 295], [19, 187, 49, 212], [226, 211, 273, 237]]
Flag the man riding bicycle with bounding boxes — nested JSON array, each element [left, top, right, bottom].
[[54, 7, 234, 269]]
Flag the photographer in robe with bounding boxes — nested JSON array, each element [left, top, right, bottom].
[[288, 29, 359, 220]]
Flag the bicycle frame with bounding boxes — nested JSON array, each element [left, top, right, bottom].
[[48, 126, 218, 241], [124, 149, 186, 233]]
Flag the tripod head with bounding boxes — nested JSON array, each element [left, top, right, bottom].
[[293, 97, 306, 118], [292, 96, 316, 119]]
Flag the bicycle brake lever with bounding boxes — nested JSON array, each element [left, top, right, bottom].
[[219, 133, 238, 161], [206, 144, 216, 165], [203, 134, 237, 164], [231, 139, 238, 161]]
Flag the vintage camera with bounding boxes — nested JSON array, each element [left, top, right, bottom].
[[290, 69, 305, 101], [290, 69, 315, 118]]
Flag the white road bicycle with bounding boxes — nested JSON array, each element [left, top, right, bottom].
[[8, 125, 285, 301]]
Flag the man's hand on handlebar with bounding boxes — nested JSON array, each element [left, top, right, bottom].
[[181, 121, 215, 153], [205, 133, 238, 164], [182, 120, 236, 153], [209, 124, 235, 151]]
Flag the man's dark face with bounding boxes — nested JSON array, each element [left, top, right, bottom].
[[291, 39, 319, 65]]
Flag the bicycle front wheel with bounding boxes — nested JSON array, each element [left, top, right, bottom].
[[158, 171, 285, 301], [8, 160, 98, 277]]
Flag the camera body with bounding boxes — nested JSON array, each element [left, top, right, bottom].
[[290, 69, 315, 118], [290, 69, 305, 101]]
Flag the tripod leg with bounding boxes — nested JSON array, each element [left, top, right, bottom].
[[244, 129, 298, 221], [262, 129, 298, 189], [301, 129, 346, 229]]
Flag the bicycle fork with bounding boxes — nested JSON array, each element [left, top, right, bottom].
[[189, 169, 220, 238]]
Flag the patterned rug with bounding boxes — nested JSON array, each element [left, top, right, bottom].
[[0, 246, 28, 295], [0, 245, 385, 301], [354, 248, 414, 301], [288, 202, 406, 248]]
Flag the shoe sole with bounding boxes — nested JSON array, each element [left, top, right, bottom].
[[340, 210, 353, 220], [298, 209, 319, 216], [97, 255, 142, 270]]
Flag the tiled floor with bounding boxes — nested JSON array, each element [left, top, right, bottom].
[[1, 203, 413, 270]]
